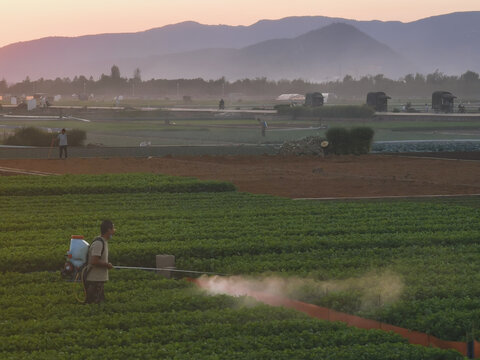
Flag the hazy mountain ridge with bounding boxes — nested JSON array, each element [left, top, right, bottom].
[[119, 24, 410, 81], [0, 12, 478, 82]]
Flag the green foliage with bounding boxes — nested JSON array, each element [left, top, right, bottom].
[[350, 127, 375, 154], [3, 127, 87, 147], [1, 174, 480, 351], [326, 127, 351, 154], [0, 271, 464, 359], [277, 105, 375, 119], [326, 126, 374, 154], [0, 173, 235, 196], [65, 129, 86, 146], [3, 127, 52, 146], [274, 104, 291, 112]]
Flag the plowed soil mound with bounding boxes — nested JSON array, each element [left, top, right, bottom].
[[1, 155, 480, 198]]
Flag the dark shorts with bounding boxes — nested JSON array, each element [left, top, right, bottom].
[[85, 281, 105, 304], [59, 145, 68, 158]]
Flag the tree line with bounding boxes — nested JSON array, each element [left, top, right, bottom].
[[1, 66, 479, 100]]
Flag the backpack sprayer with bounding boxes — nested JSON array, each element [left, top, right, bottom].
[[61, 235, 99, 303], [61, 235, 226, 301], [61, 235, 222, 303], [61, 235, 90, 281]]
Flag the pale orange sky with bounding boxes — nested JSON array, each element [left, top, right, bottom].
[[1, 0, 478, 48]]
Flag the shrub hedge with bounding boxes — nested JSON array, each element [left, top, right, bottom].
[[326, 127, 375, 155], [3, 127, 86, 147]]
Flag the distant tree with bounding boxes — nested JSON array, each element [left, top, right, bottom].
[[111, 65, 121, 80], [414, 73, 425, 82], [460, 70, 479, 83], [3, 69, 480, 99], [426, 70, 445, 85], [459, 70, 480, 97], [403, 74, 415, 83], [0, 78, 8, 92], [133, 68, 142, 82]]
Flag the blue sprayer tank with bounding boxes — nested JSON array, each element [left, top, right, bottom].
[[67, 235, 89, 268]]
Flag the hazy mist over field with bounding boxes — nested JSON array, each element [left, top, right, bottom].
[[0, 12, 479, 82]]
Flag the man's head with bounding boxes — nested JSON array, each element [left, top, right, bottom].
[[101, 220, 115, 238], [61, 128, 66, 134]]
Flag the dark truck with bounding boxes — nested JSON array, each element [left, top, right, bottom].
[[432, 91, 456, 113], [305, 92, 324, 107], [366, 92, 390, 112]]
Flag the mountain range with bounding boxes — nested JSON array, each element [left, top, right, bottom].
[[0, 11, 479, 82]]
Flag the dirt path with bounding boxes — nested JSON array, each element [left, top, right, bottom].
[[1, 155, 480, 198]]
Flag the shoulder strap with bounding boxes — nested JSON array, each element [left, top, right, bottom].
[[83, 237, 105, 282], [91, 237, 105, 257]]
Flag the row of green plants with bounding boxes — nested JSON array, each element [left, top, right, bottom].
[[2, 175, 480, 344], [0, 173, 235, 196], [3, 127, 87, 147], [0, 271, 463, 359], [2, 192, 477, 267]]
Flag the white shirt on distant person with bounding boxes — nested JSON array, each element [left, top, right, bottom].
[[57, 133, 68, 146]]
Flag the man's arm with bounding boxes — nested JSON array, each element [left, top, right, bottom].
[[90, 256, 113, 269]]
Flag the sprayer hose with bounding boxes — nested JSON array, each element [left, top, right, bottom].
[[74, 268, 88, 303]]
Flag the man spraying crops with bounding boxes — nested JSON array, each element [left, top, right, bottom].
[[84, 220, 114, 304]]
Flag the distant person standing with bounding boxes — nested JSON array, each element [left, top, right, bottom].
[[425, 104, 429, 113], [261, 120, 268, 137], [57, 128, 68, 159]]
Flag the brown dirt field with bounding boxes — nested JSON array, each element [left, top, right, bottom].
[[1, 155, 480, 198]]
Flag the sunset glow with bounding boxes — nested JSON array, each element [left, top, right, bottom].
[[1, 0, 478, 48]]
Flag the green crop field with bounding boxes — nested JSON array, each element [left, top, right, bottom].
[[0, 117, 326, 146], [2, 109, 480, 147], [2, 272, 461, 360], [1, 174, 479, 359]]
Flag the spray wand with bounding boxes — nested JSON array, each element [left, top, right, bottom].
[[113, 265, 228, 277]]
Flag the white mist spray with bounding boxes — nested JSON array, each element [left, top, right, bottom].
[[196, 270, 404, 311]]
